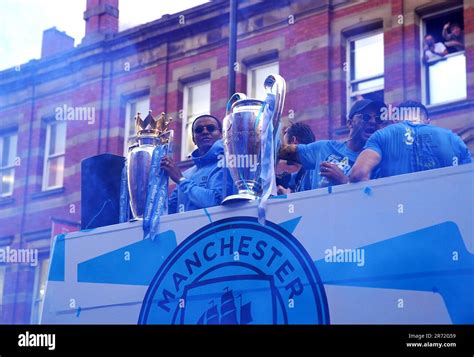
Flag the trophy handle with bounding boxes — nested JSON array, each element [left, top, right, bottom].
[[226, 92, 247, 115], [263, 74, 286, 133]]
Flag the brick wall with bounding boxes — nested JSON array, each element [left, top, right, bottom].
[[0, 0, 472, 323]]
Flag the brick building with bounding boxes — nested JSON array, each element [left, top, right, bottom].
[[0, 0, 472, 324]]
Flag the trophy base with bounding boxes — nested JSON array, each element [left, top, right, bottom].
[[222, 192, 259, 204]]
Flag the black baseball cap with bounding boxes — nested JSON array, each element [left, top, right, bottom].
[[349, 99, 387, 119]]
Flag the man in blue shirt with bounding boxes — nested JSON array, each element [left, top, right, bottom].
[[161, 114, 233, 213], [277, 122, 316, 194], [350, 101, 472, 182], [279, 99, 385, 188]]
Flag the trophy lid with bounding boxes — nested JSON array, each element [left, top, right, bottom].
[[134, 110, 172, 138]]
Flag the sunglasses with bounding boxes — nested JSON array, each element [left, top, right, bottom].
[[355, 113, 382, 124], [194, 124, 217, 134]]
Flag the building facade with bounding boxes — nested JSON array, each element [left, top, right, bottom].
[[0, 0, 472, 323]]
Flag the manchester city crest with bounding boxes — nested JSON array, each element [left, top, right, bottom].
[[139, 216, 329, 324]]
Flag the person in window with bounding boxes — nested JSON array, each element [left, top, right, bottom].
[[442, 22, 464, 52], [277, 122, 316, 194], [279, 99, 385, 189], [349, 100, 472, 182], [162, 114, 233, 214], [423, 34, 448, 62]]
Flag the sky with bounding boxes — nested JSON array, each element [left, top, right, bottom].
[[0, 0, 210, 71]]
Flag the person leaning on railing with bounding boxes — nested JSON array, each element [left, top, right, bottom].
[[278, 99, 386, 189], [442, 22, 464, 53], [423, 34, 448, 63], [277, 122, 316, 195], [349, 100, 472, 182]]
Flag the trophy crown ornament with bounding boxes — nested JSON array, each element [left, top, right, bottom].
[[156, 112, 173, 143]]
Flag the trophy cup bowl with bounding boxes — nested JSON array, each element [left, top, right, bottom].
[[127, 135, 156, 219], [222, 74, 286, 204], [222, 99, 264, 202]]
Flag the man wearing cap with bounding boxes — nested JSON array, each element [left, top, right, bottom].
[[161, 114, 233, 214], [350, 100, 472, 182], [279, 99, 385, 188]]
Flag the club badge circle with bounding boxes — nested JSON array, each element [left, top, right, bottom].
[[139, 216, 330, 324]]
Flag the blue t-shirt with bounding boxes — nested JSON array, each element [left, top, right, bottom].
[[287, 169, 316, 192], [365, 121, 472, 177], [297, 140, 360, 188]]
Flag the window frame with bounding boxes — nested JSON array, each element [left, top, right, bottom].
[[30, 258, 50, 324], [42, 121, 67, 191], [123, 95, 150, 156], [346, 29, 385, 113], [181, 79, 211, 160], [246, 61, 280, 99], [420, 5, 466, 107], [0, 131, 18, 197], [0, 264, 5, 317]]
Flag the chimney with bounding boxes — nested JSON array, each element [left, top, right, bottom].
[[82, 0, 119, 44], [41, 27, 75, 58]]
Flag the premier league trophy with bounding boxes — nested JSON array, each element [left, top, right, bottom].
[[222, 74, 286, 204], [126, 111, 173, 219]]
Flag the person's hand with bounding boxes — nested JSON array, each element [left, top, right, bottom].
[[160, 156, 183, 183], [444, 22, 450, 30], [320, 162, 349, 185], [277, 185, 292, 195]]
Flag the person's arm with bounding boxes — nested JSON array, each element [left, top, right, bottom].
[[179, 168, 224, 208], [281, 141, 324, 170], [442, 23, 451, 41], [349, 149, 382, 182], [436, 42, 448, 56], [453, 135, 472, 165]]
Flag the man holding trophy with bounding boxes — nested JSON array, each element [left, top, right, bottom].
[[161, 114, 233, 214]]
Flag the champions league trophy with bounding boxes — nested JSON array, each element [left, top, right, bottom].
[[126, 111, 173, 219], [222, 74, 286, 203]]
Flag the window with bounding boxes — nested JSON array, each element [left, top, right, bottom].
[[0, 264, 5, 316], [43, 121, 66, 190], [247, 61, 279, 100], [0, 132, 18, 197], [124, 96, 150, 155], [182, 80, 211, 159], [347, 32, 384, 108], [30, 258, 50, 324], [422, 8, 466, 105]]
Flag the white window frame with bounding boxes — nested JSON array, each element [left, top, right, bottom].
[[0, 132, 18, 197], [42, 121, 66, 191], [0, 264, 5, 316], [346, 30, 385, 113], [123, 96, 150, 156], [246, 61, 279, 99], [420, 5, 466, 107], [30, 258, 50, 324], [181, 80, 211, 160]]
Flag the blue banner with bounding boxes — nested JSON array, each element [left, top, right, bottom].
[[143, 143, 172, 240], [119, 161, 130, 223], [258, 93, 277, 225]]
